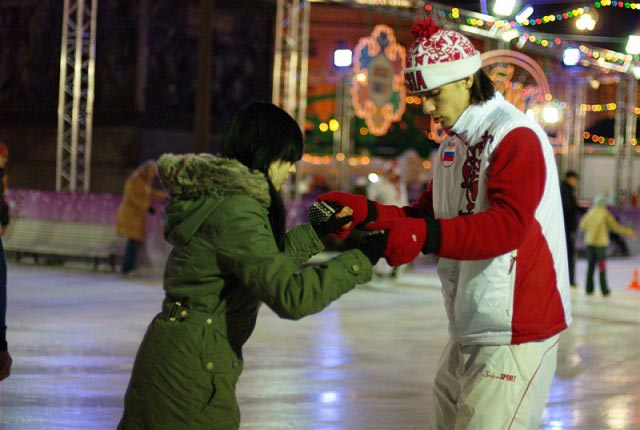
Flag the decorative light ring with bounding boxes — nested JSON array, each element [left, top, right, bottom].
[[351, 25, 407, 136]]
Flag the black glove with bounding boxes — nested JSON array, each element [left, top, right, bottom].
[[308, 201, 353, 238], [358, 230, 388, 265], [148, 206, 156, 215]]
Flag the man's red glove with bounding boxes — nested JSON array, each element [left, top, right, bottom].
[[317, 191, 405, 238], [317, 192, 371, 238], [366, 217, 427, 266]]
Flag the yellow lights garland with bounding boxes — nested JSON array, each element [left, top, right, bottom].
[[583, 132, 639, 147], [580, 103, 640, 114], [577, 45, 629, 66], [518, 8, 588, 27], [595, 1, 640, 9], [301, 153, 371, 166]]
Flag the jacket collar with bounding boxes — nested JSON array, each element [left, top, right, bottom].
[[449, 92, 503, 144], [157, 153, 271, 207]]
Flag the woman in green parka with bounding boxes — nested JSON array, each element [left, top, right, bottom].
[[117, 102, 386, 430]]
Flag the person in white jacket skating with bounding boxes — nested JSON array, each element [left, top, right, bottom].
[[318, 16, 572, 429]]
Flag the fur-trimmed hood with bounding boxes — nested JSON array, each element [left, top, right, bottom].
[[157, 153, 270, 207], [157, 153, 271, 246]]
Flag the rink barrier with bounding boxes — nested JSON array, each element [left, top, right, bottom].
[[2, 218, 123, 271], [3, 189, 134, 271]]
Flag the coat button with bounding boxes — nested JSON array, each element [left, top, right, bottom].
[[206, 362, 214, 370], [352, 264, 359, 272], [206, 318, 213, 325]]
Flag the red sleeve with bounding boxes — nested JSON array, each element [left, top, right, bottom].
[[437, 127, 546, 260]]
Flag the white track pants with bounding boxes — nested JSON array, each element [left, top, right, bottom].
[[431, 335, 559, 430]]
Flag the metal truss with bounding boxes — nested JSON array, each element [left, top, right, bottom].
[[614, 74, 638, 204], [55, 0, 97, 192], [561, 75, 587, 177], [272, 0, 311, 128]]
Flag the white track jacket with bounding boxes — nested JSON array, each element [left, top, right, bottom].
[[407, 93, 572, 346]]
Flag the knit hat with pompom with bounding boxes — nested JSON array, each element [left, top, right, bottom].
[[404, 16, 481, 93]]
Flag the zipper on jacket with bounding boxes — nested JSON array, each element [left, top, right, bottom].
[[508, 251, 517, 275], [506, 250, 517, 319], [449, 261, 460, 339]]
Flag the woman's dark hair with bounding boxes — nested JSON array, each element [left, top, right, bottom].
[[221, 102, 304, 250], [221, 101, 303, 173], [469, 68, 496, 104]]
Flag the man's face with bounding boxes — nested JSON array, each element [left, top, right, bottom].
[[413, 78, 472, 129]]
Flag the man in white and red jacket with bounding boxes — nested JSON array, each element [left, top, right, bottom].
[[319, 17, 572, 430]]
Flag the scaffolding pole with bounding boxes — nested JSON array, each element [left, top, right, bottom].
[[615, 74, 639, 205], [625, 76, 638, 200], [272, 0, 310, 128], [55, 0, 97, 192], [562, 74, 587, 178]]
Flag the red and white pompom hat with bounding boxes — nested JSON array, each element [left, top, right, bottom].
[[404, 16, 481, 93]]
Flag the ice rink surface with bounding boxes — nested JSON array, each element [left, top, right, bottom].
[[1, 254, 639, 429]]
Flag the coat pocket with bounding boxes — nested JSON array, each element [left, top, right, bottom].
[[145, 319, 219, 420], [189, 324, 244, 428]]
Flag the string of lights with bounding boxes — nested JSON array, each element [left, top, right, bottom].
[[517, 7, 589, 27], [580, 103, 640, 113], [595, 1, 640, 9], [408, 80, 639, 114], [583, 132, 639, 147], [425, 2, 637, 72]]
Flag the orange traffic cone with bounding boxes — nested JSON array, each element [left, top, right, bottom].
[[627, 269, 640, 290]]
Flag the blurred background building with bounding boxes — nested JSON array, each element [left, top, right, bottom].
[[0, 0, 639, 200]]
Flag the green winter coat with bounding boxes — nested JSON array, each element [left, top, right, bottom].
[[118, 154, 372, 430]]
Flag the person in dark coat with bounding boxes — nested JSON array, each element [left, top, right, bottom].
[[0, 142, 12, 380], [0, 142, 10, 236], [0, 235, 11, 381], [560, 170, 584, 287], [117, 102, 386, 430]]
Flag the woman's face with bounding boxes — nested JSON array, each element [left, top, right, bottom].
[[268, 160, 297, 191]]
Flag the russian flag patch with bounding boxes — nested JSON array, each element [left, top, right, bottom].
[[443, 151, 454, 162], [442, 150, 455, 167]]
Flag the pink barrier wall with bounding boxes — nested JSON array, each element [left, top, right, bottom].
[[4, 189, 314, 273], [5, 189, 170, 273], [9, 189, 636, 273]]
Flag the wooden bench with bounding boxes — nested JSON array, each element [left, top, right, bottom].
[[2, 219, 124, 271]]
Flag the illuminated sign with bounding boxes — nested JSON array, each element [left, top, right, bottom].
[[351, 25, 406, 136]]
